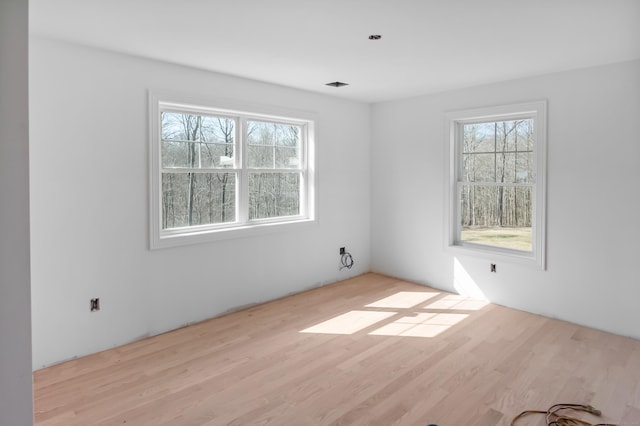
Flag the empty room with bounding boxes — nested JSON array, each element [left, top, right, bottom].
[[2, 0, 640, 425]]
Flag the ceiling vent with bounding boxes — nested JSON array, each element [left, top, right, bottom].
[[325, 81, 349, 87]]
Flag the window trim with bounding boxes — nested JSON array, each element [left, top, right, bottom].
[[444, 101, 547, 269], [149, 91, 317, 249]]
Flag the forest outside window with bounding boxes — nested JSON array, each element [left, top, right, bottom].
[[446, 101, 547, 268], [150, 96, 316, 248]]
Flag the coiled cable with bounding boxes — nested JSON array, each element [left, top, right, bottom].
[[340, 251, 354, 270], [512, 403, 617, 426]]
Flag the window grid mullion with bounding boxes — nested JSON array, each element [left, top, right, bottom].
[[238, 116, 248, 224], [161, 168, 240, 173], [458, 181, 534, 188]]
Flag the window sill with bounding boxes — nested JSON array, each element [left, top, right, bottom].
[[446, 243, 545, 270]]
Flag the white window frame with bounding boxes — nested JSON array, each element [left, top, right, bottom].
[[445, 101, 547, 269], [149, 92, 317, 249]]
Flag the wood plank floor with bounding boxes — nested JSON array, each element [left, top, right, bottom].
[[34, 273, 640, 425]]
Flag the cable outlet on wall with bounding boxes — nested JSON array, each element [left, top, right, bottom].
[[339, 247, 345, 255], [90, 298, 100, 312]]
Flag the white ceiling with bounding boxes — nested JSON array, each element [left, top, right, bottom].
[[30, 0, 640, 103]]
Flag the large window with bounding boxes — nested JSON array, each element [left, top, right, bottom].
[[446, 101, 547, 268], [150, 95, 316, 248]]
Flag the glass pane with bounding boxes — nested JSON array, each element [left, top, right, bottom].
[[162, 172, 236, 229], [459, 184, 532, 251], [247, 120, 301, 169], [161, 112, 192, 141], [162, 112, 234, 143], [247, 121, 274, 146], [496, 152, 516, 183], [463, 122, 495, 153], [162, 141, 234, 168], [516, 151, 534, 183], [162, 140, 196, 168], [516, 119, 534, 151], [200, 142, 234, 168], [248, 145, 274, 168], [249, 173, 300, 220], [462, 118, 534, 183], [462, 153, 495, 182], [200, 116, 235, 144], [275, 146, 300, 168], [161, 112, 235, 168], [497, 121, 518, 151]]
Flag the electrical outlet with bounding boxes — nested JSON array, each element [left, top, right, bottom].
[[90, 298, 100, 311], [490, 263, 497, 273], [339, 247, 345, 255]]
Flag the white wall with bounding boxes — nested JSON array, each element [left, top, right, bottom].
[[29, 35, 640, 370], [371, 60, 640, 339], [30, 38, 371, 368], [0, 0, 34, 424]]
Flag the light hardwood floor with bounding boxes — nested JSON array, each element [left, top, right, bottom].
[[34, 273, 640, 425]]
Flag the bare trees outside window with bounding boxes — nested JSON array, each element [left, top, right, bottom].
[[161, 112, 236, 228], [460, 119, 534, 251], [247, 120, 301, 220], [150, 96, 315, 248], [446, 102, 547, 268]]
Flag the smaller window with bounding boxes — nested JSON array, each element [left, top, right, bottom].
[[445, 101, 547, 268], [149, 93, 316, 249]]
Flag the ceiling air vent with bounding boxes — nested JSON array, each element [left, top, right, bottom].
[[325, 81, 349, 88]]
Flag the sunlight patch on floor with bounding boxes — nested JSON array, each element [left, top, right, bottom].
[[425, 294, 488, 311], [300, 287, 487, 337], [369, 313, 469, 337], [365, 291, 440, 309], [300, 310, 397, 334]]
